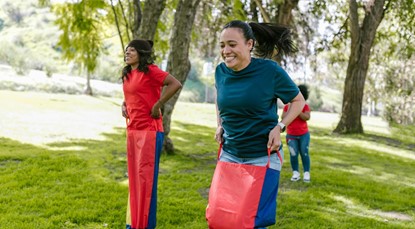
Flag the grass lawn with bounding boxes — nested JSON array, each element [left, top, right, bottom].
[[0, 90, 414, 228]]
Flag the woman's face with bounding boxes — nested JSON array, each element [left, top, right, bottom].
[[125, 46, 139, 69], [220, 28, 253, 71]]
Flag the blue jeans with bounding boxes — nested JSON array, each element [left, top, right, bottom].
[[219, 148, 284, 171], [286, 132, 310, 172]]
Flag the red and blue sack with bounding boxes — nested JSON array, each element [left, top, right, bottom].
[[206, 147, 282, 229], [126, 130, 164, 229]]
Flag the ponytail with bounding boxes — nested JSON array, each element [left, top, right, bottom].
[[249, 22, 297, 58], [222, 20, 297, 59]]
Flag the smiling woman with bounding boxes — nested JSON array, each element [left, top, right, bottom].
[[207, 20, 305, 229], [120, 39, 182, 229]]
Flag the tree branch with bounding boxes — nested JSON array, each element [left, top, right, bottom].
[[110, 0, 124, 53], [118, 0, 131, 41], [253, 0, 271, 23], [332, 17, 349, 42], [383, 0, 392, 15]]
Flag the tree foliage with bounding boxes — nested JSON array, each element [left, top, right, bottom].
[[28, 0, 415, 131], [50, 0, 109, 95], [54, 1, 106, 73], [372, 0, 415, 124], [191, 0, 247, 60]]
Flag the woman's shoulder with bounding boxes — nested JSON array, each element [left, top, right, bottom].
[[147, 64, 168, 74], [147, 64, 162, 71]]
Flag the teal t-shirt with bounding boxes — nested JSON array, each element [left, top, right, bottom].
[[215, 57, 299, 158]]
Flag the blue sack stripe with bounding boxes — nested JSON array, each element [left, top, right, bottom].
[[254, 168, 280, 227], [147, 132, 164, 229]]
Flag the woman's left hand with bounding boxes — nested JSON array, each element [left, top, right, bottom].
[[267, 126, 282, 151], [151, 102, 162, 119]]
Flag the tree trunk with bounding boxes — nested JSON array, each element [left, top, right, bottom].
[[131, 0, 141, 39], [135, 0, 166, 40], [276, 0, 299, 25], [334, 0, 386, 134], [84, 72, 93, 96], [250, 0, 259, 22], [162, 0, 202, 153]]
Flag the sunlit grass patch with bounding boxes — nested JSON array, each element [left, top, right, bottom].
[[332, 195, 412, 223], [0, 137, 127, 228]]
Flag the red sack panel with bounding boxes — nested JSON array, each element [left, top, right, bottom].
[[206, 161, 267, 229], [126, 130, 157, 229]]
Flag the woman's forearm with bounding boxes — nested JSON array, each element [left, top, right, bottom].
[[215, 100, 222, 128], [158, 75, 182, 105], [280, 93, 305, 127]]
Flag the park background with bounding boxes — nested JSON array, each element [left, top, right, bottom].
[[0, 0, 414, 228]]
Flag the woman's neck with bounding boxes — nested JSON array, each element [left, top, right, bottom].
[[131, 64, 138, 70], [233, 56, 252, 72]]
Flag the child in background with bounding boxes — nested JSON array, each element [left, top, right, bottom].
[[282, 84, 311, 182]]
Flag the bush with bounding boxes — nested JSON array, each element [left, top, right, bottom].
[[0, 41, 30, 75], [179, 79, 205, 102], [308, 85, 323, 111], [178, 59, 215, 103], [93, 57, 121, 83]]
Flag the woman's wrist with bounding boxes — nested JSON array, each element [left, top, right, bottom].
[[276, 122, 286, 133]]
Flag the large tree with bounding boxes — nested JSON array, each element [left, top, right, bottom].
[[309, 0, 415, 126], [333, 0, 387, 134], [162, 0, 202, 153]]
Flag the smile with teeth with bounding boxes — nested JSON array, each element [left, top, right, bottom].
[[224, 56, 236, 62]]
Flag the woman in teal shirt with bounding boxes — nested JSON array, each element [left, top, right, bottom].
[[214, 20, 305, 227], [215, 20, 305, 166]]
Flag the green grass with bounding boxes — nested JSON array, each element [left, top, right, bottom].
[[0, 90, 414, 228]]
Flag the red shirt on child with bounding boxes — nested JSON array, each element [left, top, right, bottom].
[[283, 103, 310, 136]]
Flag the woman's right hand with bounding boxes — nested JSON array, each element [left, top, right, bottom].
[[215, 126, 224, 144], [121, 101, 129, 118]]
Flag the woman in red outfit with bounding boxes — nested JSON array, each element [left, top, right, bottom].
[[121, 39, 182, 229]]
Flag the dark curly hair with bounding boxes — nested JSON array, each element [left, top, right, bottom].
[[121, 39, 155, 83], [298, 84, 309, 100]]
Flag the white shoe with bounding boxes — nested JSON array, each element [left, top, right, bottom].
[[291, 171, 300, 181], [303, 172, 310, 182]]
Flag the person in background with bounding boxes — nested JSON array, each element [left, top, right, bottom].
[[214, 20, 305, 228], [121, 39, 182, 229], [282, 84, 311, 182]]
